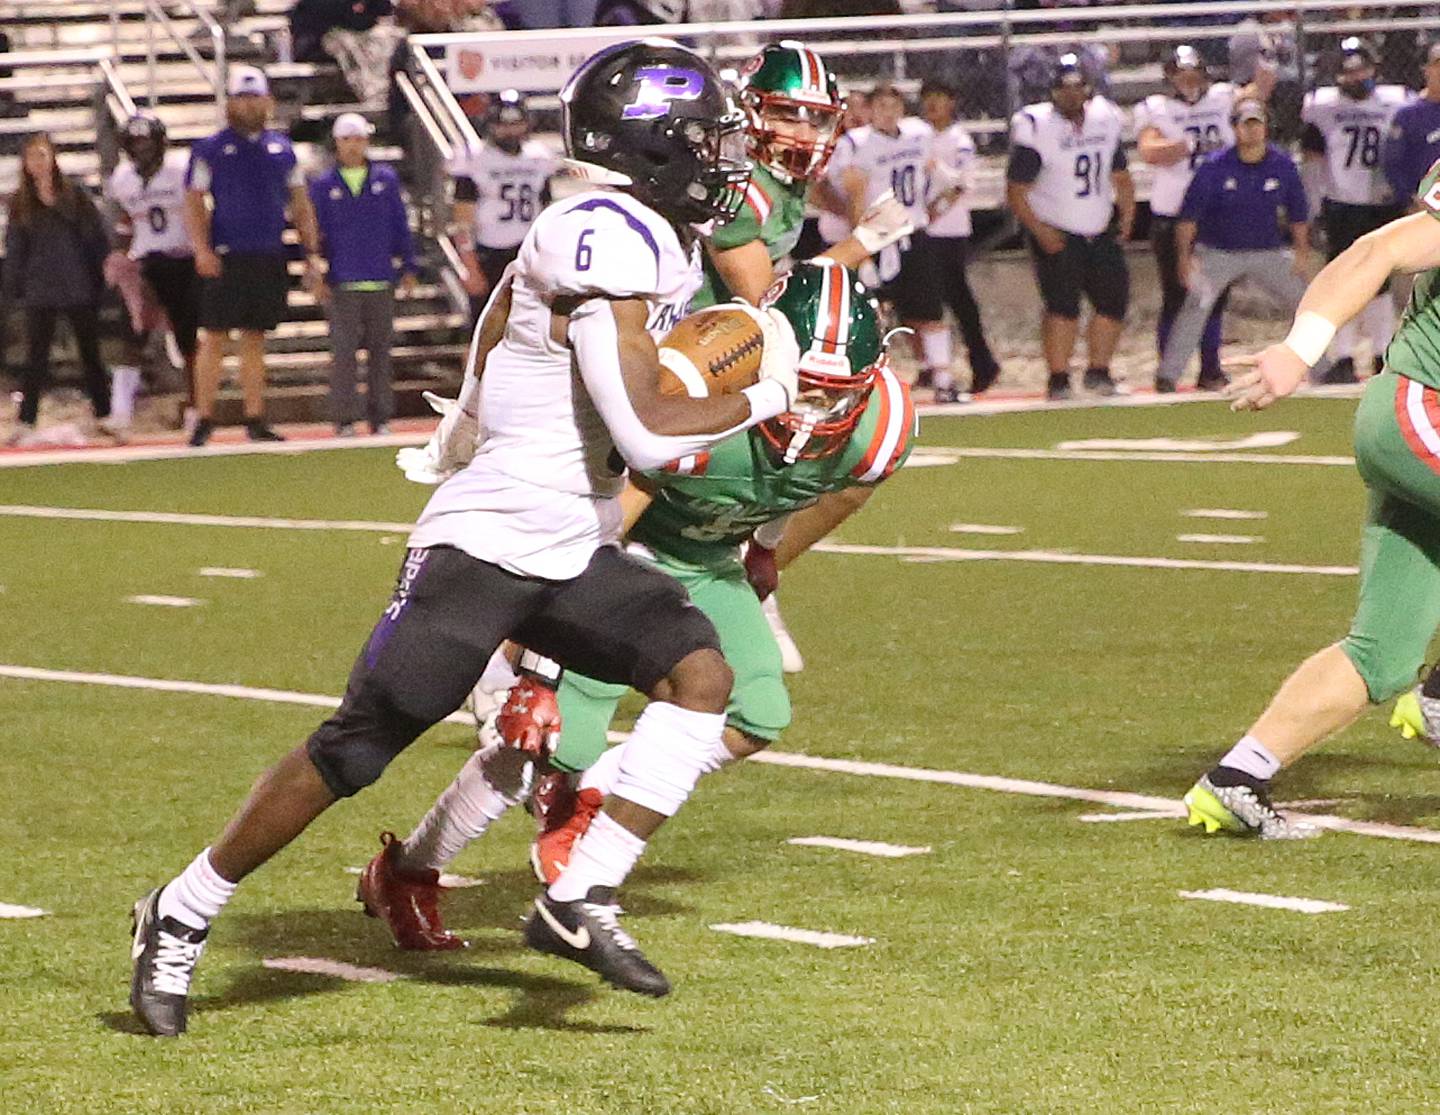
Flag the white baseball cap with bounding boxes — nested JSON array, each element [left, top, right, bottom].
[[332, 112, 374, 139], [227, 65, 270, 97]]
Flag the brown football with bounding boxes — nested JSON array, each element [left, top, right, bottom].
[[657, 305, 766, 398]]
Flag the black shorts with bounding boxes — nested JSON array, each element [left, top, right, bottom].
[[1031, 230, 1129, 321], [475, 244, 520, 290], [140, 253, 201, 359], [199, 250, 290, 332], [880, 229, 944, 322], [306, 544, 722, 798], [1323, 200, 1402, 294]]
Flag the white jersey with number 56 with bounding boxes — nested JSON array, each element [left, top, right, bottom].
[[1009, 97, 1126, 236], [410, 189, 702, 579], [1302, 85, 1412, 205], [452, 138, 562, 250], [104, 149, 192, 259]]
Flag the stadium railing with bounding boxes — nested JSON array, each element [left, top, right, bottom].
[[142, 0, 227, 121]]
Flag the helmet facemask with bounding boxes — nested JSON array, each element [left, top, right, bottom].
[[743, 91, 844, 182], [761, 348, 879, 463], [674, 107, 752, 224]]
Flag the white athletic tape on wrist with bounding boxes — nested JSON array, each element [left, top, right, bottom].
[[517, 649, 562, 686], [1283, 311, 1337, 368], [743, 379, 791, 420]]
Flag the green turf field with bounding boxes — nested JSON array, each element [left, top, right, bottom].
[[6, 395, 1439, 1114]]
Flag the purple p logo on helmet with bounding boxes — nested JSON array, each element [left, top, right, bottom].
[[622, 66, 706, 119]]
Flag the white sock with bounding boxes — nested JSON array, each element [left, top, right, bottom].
[[920, 328, 953, 376], [158, 848, 237, 931], [1362, 295, 1395, 358], [547, 811, 647, 902], [1217, 734, 1282, 782], [578, 741, 626, 796], [110, 365, 141, 426], [397, 744, 530, 873]]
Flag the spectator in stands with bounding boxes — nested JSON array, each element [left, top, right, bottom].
[[1385, 42, 1440, 203], [921, 80, 1001, 395], [1009, 41, 1113, 109], [3, 133, 116, 445], [1229, 14, 1298, 141], [0, 30, 23, 120], [1157, 99, 1324, 386], [1007, 54, 1133, 400], [185, 65, 323, 447], [309, 113, 417, 436], [291, 0, 394, 63]]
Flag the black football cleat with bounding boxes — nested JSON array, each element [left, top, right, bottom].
[[187, 418, 214, 448], [130, 888, 208, 1037], [524, 887, 670, 997], [245, 420, 285, 442]]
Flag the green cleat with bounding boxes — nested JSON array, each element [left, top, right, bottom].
[[1182, 775, 1318, 840], [1390, 687, 1440, 749]]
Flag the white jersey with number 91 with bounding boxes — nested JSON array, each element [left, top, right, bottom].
[[1010, 97, 1126, 237]]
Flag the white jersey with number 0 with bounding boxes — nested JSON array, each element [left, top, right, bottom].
[[1302, 85, 1412, 205], [410, 189, 702, 579], [104, 149, 192, 259], [1010, 97, 1126, 236], [1134, 83, 1236, 217], [453, 138, 561, 250], [835, 117, 935, 232], [927, 122, 976, 238]]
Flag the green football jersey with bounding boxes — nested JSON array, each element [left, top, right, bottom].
[[693, 163, 808, 309], [628, 367, 916, 571], [1386, 161, 1440, 390]]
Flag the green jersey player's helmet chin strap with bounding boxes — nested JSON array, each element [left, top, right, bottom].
[[738, 40, 845, 185], [757, 259, 887, 465]]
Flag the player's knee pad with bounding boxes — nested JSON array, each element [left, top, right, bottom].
[[305, 687, 430, 798], [1340, 632, 1422, 704], [610, 702, 728, 817]]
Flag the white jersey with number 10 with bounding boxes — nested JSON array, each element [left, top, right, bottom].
[[835, 117, 935, 232]]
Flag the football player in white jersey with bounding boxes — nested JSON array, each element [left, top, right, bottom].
[[1301, 36, 1412, 382], [921, 79, 1001, 397], [836, 85, 959, 398], [451, 90, 562, 319], [104, 114, 202, 421], [128, 39, 803, 1037], [1007, 54, 1134, 400], [1136, 46, 1242, 392]]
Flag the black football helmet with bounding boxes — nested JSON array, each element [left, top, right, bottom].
[[561, 38, 752, 226], [121, 113, 167, 167], [1339, 36, 1377, 100]]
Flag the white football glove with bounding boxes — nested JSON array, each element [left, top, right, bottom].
[[395, 386, 480, 485], [853, 189, 914, 255], [753, 304, 800, 408]]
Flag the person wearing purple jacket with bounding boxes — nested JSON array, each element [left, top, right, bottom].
[[1158, 99, 1330, 386], [1384, 43, 1440, 205], [308, 113, 418, 435]]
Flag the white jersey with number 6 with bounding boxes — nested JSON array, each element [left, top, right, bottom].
[[1133, 83, 1236, 217], [835, 117, 935, 232], [1302, 85, 1412, 205], [409, 189, 702, 579], [453, 138, 561, 250], [104, 149, 192, 259], [1010, 97, 1126, 236]]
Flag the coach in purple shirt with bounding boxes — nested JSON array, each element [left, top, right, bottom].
[[1158, 99, 1328, 387]]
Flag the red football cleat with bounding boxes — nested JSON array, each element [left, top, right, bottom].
[[530, 784, 604, 885], [356, 832, 467, 951]]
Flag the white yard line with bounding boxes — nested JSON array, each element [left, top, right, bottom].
[[1054, 432, 1300, 452], [126, 594, 202, 608], [7, 663, 1438, 845], [1077, 810, 1186, 823], [786, 836, 932, 858], [915, 446, 1355, 467], [1177, 888, 1349, 914], [710, 921, 875, 948], [0, 430, 430, 469], [0, 504, 1356, 576], [198, 567, 262, 579], [262, 957, 405, 983], [342, 865, 484, 888], [949, 523, 1024, 536], [813, 541, 1356, 577], [1175, 534, 1264, 546], [0, 903, 49, 918], [1184, 509, 1269, 521]]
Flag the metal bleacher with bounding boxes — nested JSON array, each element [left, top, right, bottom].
[[0, 0, 468, 425]]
